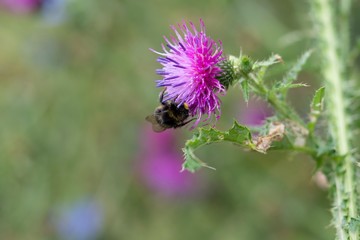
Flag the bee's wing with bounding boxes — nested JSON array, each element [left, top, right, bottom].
[[145, 115, 166, 132], [145, 115, 157, 123]]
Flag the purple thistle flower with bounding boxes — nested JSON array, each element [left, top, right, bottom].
[[151, 19, 225, 127]]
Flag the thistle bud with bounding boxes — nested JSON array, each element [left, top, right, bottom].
[[216, 59, 237, 89]]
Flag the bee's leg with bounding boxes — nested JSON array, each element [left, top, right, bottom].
[[159, 88, 167, 104], [175, 118, 196, 128]]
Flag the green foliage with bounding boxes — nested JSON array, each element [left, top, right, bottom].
[[184, 51, 318, 172], [239, 55, 253, 76], [250, 53, 309, 123], [225, 53, 283, 104], [238, 55, 253, 102], [349, 38, 360, 64], [270, 50, 312, 105], [253, 54, 283, 69], [348, 218, 360, 233], [311, 0, 359, 238], [240, 78, 250, 103], [308, 86, 325, 134], [182, 121, 253, 172], [280, 50, 313, 89]]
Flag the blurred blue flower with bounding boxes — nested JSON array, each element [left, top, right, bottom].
[[41, 0, 67, 25], [52, 199, 103, 240]]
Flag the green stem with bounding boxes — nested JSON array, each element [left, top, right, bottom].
[[249, 73, 305, 126], [291, 146, 317, 157], [340, 0, 351, 62], [311, 0, 358, 239]]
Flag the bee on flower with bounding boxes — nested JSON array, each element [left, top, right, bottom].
[[149, 19, 226, 130]]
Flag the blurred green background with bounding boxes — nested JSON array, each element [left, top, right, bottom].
[[2, 0, 359, 239]]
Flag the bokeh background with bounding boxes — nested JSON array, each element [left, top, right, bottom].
[[1, 0, 359, 239]]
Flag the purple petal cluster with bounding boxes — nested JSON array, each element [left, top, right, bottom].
[[151, 19, 225, 126]]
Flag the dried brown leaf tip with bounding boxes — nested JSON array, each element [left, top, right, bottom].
[[274, 54, 284, 63], [285, 120, 308, 147], [254, 122, 285, 153]]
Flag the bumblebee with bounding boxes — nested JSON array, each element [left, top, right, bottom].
[[146, 89, 194, 132]]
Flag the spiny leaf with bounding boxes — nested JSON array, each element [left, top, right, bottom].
[[308, 86, 325, 133], [240, 79, 250, 103], [273, 50, 313, 97], [284, 83, 309, 89], [182, 121, 253, 172], [282, 50, 313, 85], [251, 54, 282, 85], [347, 217, 360, 233], [253, 54, 283, 68]]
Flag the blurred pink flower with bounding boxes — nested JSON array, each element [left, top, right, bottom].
[[0, 0, 41, 13], [136, 127, 205, 198], [238, 100, 272, 126], [139, 127, 176, 156], [41, 0, 67, 25], [139, 153, 200, 197]]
